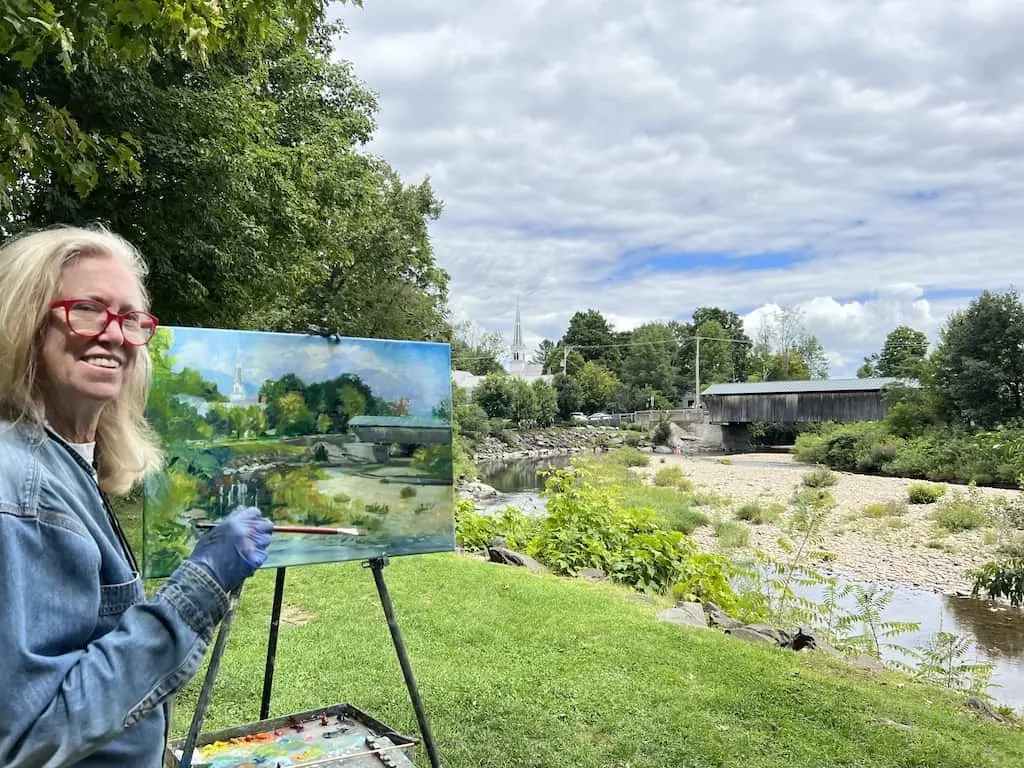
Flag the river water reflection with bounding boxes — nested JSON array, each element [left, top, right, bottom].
[[478, 455, 1024, 712]]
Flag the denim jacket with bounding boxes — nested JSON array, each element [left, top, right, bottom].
[[0, 420, 229, 767]]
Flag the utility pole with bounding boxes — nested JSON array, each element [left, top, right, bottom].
[[695, 336, 701, 409]]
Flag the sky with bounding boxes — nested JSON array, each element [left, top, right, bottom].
[[167, 327, 452, 417], [331, 0, 1024, 377]]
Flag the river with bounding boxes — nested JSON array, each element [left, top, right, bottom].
[[477, 455, 1024, 712]]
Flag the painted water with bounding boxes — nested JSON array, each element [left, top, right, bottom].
[[478, 455, 1024, 711]]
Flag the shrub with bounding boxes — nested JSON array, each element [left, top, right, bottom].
[[454, 499, 539, 552], [670, 552, 749, 617], [662, 506, 711, 534], [862, 501, 907, 518], [734, 502, 779, 525], [908, 482, 946, 504], [713, 520, 751, 548], [793, 433, 827, 464], [609, 446, 650, 468], [652, 420, 672, 446], [653, 466, 693, 491], [802, 466, 838, 488], [970, 557, 1024, 607], [718, 457, 732, 465], [528, 465, 696, 593], [400, 486, 417, 499], [932, 491, 990, 533], [623, 433, 643, 447]]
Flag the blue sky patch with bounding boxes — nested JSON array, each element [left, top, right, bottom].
[[607, 247, 814, 282]]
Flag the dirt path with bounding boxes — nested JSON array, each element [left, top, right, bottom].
[[638, 452, 1021, 596]]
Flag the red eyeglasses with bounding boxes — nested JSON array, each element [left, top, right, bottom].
[[49, 299, 159, 347]]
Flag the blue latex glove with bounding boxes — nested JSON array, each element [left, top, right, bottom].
[[187, 506, 274, 592]]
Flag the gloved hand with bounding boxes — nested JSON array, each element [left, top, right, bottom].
[[188, 506, 274, 592]]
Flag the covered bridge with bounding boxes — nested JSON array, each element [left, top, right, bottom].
[[700, 377, 912, 424]]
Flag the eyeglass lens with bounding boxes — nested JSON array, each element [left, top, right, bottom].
[[67, 301, 156, 343]]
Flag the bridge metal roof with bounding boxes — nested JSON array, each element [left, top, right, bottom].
[[701, 377, 915, 397]]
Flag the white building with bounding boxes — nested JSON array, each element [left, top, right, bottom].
[[452, 300, 554, 393]]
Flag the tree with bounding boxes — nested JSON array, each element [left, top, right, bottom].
[[1, 0, 359, 213], [553, 373, 583, 419], [748, 307, 828, 381], [451, 321, 505, 375], [620, 322, 678, 400], [531, 380, 559, 426], [932, 289, 1024, 429], [691, 306, 752, 379], [7, 19, 450, 342], [561, 309, 621, 375], [858, 326, 930, 379], [576, 362, 620, 413], [472, 372, 515, 420], [531, 339, 557, 368]]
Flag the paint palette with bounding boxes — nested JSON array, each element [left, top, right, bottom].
[[166, 705, 417, 768]]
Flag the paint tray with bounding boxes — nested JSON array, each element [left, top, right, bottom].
[[164, 703, 418, 768]]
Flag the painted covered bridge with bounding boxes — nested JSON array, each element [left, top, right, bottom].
[[347, 415, 452, 445], [700, 377, 914, 424]]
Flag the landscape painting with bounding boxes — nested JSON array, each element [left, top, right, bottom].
[[141, 326, 455, 579]]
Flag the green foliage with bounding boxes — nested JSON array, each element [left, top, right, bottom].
[[651, 420, 672, 446], [670, 552, 750, 619], [712, 519, 750, 548], [653, 466, 692, 490], [524, 464, 699, 594], [861, 501, 908, 518], [795, 421, 1024, 488], [933, 489, 991, 533], [859, 325, 930, 379], [913, 631, 996, 697], [454, 500, 540, 553], [932, 289, 1024, 430], [607, 447, 650, 468], [1, 1, 358, 210], [969, 557, 1024, 607], [734, 502, 781, 524], [9, 16, 450, 343], [909, 482, 947, 504], [801, 466, 838, 488]]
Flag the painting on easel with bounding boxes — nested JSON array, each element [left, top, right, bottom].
[[141, 327, 455, 579]]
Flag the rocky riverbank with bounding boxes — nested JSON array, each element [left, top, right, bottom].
[[471, 425, 634, 463], [642, 453, 1022, 597]]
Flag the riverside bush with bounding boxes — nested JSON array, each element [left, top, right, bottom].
[[653, 466, 693, 490], [794, 422, 1024, 488], [932, 488, 991, 533], [908, 482, 947, 504]]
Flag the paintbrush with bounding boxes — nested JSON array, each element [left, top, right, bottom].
[[195, 522, 369, 536]]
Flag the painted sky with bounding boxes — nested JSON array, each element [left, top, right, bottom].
[[329, 0, 1024, 376], [167, 327, 452, 417]]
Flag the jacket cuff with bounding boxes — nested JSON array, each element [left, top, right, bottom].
[[156, 559, 230, 639]]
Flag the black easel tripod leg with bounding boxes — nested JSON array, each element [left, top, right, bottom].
[[260, 567, 287, 720], [178, 584, 244, 768], [366, 557, 442, 768]]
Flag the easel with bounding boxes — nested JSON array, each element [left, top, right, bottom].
[[177, 556, 443, 768]]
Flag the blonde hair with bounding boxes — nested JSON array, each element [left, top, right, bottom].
[[0, 224, 164, 495]]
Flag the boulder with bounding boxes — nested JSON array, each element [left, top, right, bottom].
[[577, 567, 608, 581], [703, 602, 745, 630], [487, 547, 547, 572], [966, 695, 1006, 722], [657, 602, 709, 629], [725, 626, 781, 645], [849, 653, 886, 672]]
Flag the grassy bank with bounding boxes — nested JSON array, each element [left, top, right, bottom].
[[162, 553, 1023, 767]]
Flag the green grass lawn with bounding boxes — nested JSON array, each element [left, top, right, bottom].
[[163, 552, 1024, 768]]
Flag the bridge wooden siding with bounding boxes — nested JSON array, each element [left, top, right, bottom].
[[700, 377, 910, 424]]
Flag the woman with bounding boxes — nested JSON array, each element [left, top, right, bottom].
[[0, 225, 274, 767]]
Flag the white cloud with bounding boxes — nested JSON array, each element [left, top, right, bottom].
[[332, 0, 1024, 378]]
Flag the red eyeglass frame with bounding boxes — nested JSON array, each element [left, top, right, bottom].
[[49, 299, 160, 347]]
